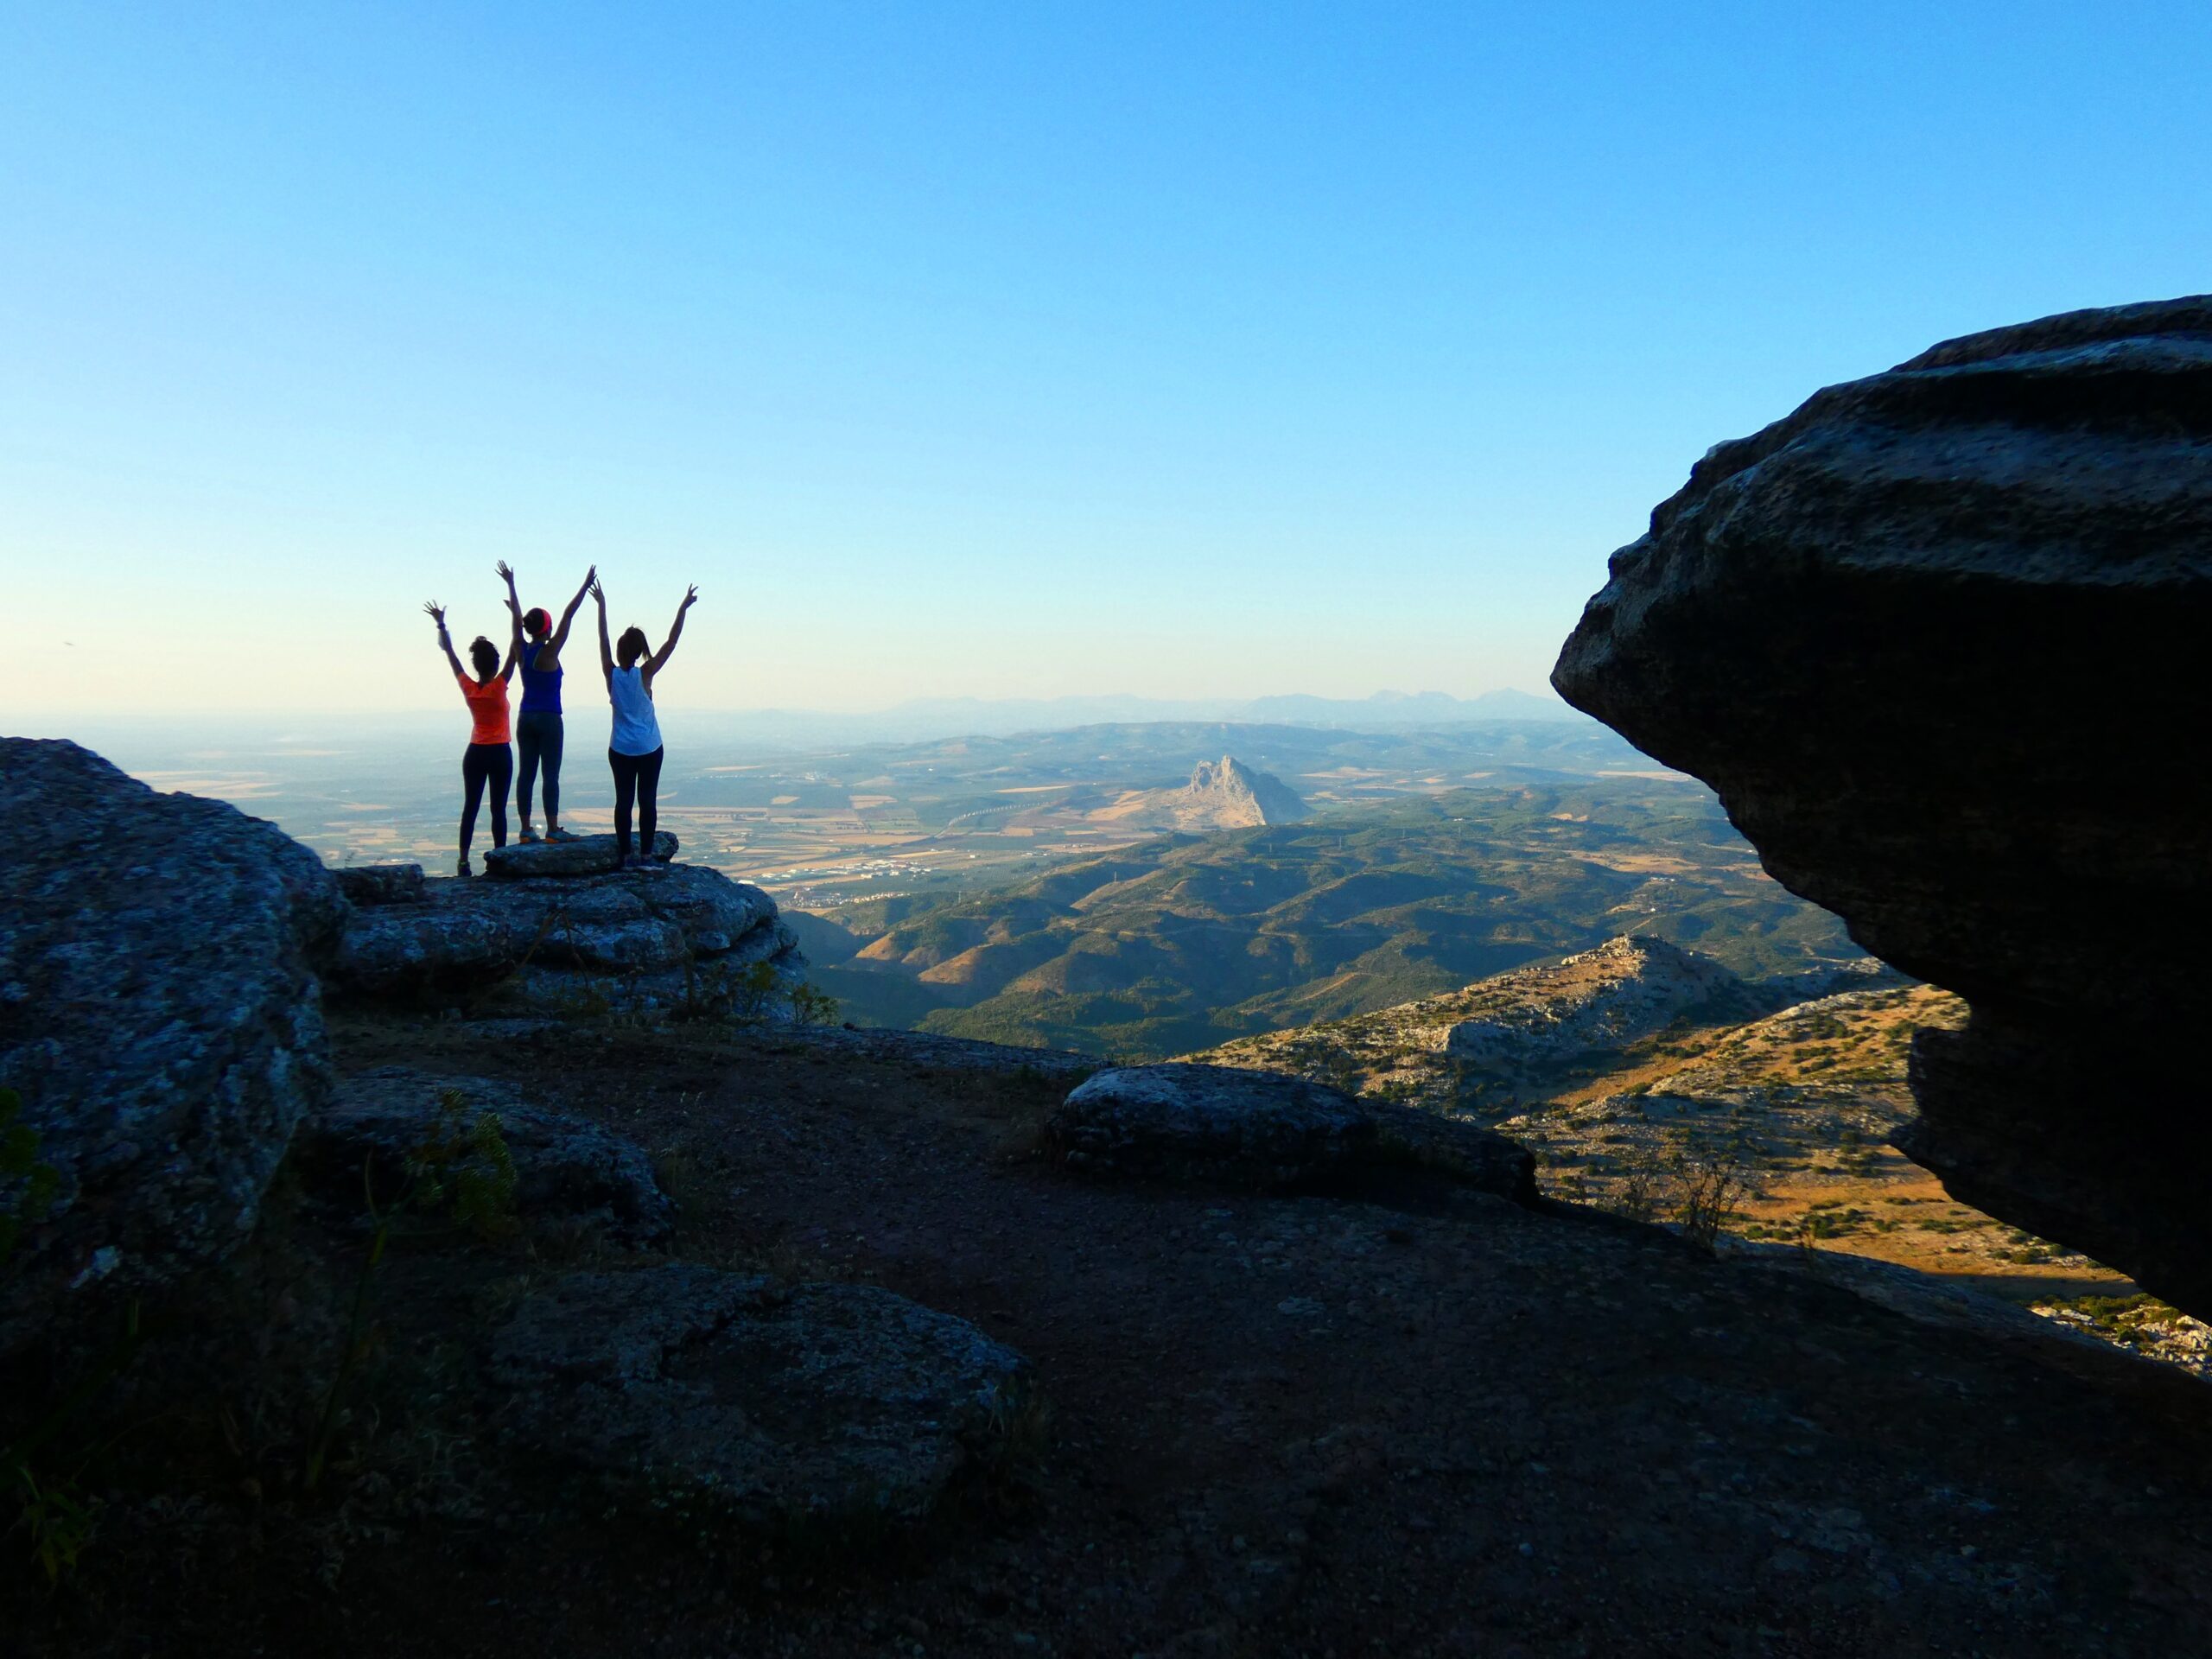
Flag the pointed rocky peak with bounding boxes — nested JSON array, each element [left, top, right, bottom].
[[1182, 755, 1306, 827]]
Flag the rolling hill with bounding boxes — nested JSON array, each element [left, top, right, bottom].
[[799, 772, 1867, 1059]]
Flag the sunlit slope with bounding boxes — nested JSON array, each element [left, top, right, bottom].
[[1191, 957, 2139, 1306]]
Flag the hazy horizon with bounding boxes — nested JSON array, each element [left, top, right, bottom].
[[9, 4, 2209, 723]]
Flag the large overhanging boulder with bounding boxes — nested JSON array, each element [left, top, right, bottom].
[[1552, 296, 2212, 1314], [0, 739, 346, 1350]]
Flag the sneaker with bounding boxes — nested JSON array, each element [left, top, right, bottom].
[[518, 827, 541, 844], [455, 854, 472, 879], [546, 826, 579, 842], [623, 855, 654, 871]]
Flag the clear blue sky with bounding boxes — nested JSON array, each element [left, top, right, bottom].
[[4, 3, 2207, 718]]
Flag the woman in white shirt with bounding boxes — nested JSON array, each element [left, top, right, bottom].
[[589, 576, 698, 868]]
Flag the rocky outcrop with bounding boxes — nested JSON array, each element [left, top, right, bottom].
[[480, 832, 677, 880], [0, 739, 345, 1351], [489, 1263, 1028, 1527], [293, 1068, 674, 1244], [1181, 756, 1306, 828], [1443, 935, 1751, 1070], [1046, 1063, 1535, 1202], [1551, 296, 2212, 1314], [330, 858, 801, 1014], [334, 863, 425, 907]]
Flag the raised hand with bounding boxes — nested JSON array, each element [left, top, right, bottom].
[[495, 560, 515, 585], [680, 583, 699, 609], [423, 601, 447, 626], [588, 578, 606, 606]]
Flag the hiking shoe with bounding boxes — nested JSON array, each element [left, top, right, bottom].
[[546, 826, 579, 842], [518, 827, 541, 844]]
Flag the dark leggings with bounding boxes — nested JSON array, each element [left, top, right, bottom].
[[608, 745, 665, 859], [515, 710, 565, 826], [461, 741, 512, 856]]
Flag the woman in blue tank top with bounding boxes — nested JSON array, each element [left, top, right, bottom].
[[590, 575, 698, 868], [497, 560, 596, 843]]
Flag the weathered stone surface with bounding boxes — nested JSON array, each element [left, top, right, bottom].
[[1050, 1064, 1368, 1188], [480, 832, 677, 879], [329, 862, 795, 1003], [1047, 1062, 1535, 1202], [334, 863, 426, 907], [0, 739, 346, 1351], [489, 1263, 1027, 1526], [293, 1067, 673, 1243], [1551, 296, 2212, 1315]]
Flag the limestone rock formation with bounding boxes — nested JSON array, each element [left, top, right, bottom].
[[1442, 935, 1751, 1070], [1179, 755, 1306, 828], [293, 1067, 674, 1244], [480, 831, 677, 880], [489, 1263, 1028, 1527], [1050, 1064, 1369, 1187], [0, 739, 346, 1351], [1047, 1062, 1534, 1201], [330, 857, 801, 1013], [333, 863, 425, 907], [1551, 296, 2212, 1314]]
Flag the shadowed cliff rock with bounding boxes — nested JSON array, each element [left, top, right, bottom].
[[1552, 296, 2212, 1314], [0, 739, 346, 1351]]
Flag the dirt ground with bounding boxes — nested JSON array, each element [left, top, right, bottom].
[[10, 1012, 2212, 1656]]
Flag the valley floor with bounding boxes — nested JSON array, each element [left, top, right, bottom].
[[16, 1014, 2212, 1656]]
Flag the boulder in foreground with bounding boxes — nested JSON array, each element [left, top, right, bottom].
[[329, 859, 801, 1014], [1047, 1062, 1535, 1202], [1551, 295, 2212, 1315], [0, 739, 345, 1351], [490, 1263, 1029, 1527], [292, 1067, 675, 1245]]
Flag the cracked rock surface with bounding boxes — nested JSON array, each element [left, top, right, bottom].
[[0, 739, 345, 1351], [329, 860, 799, 1009]]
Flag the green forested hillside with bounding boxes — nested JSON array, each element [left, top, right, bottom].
[[801, 772, 1861, 1060]]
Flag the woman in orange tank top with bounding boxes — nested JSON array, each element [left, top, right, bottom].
[[424, 590, 522, 877]]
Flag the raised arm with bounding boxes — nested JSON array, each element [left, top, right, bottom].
[[424, 601, 465, 679], [645, 584, 698, 682], [494, 561, 524, 679], [589, 578, 613, 683], [550, 563, 596, 652]]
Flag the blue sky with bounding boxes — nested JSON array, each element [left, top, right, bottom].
[[4, 3, 2207, 717]]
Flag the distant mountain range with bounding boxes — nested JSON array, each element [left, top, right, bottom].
[[683, 689, 1589, 750]]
